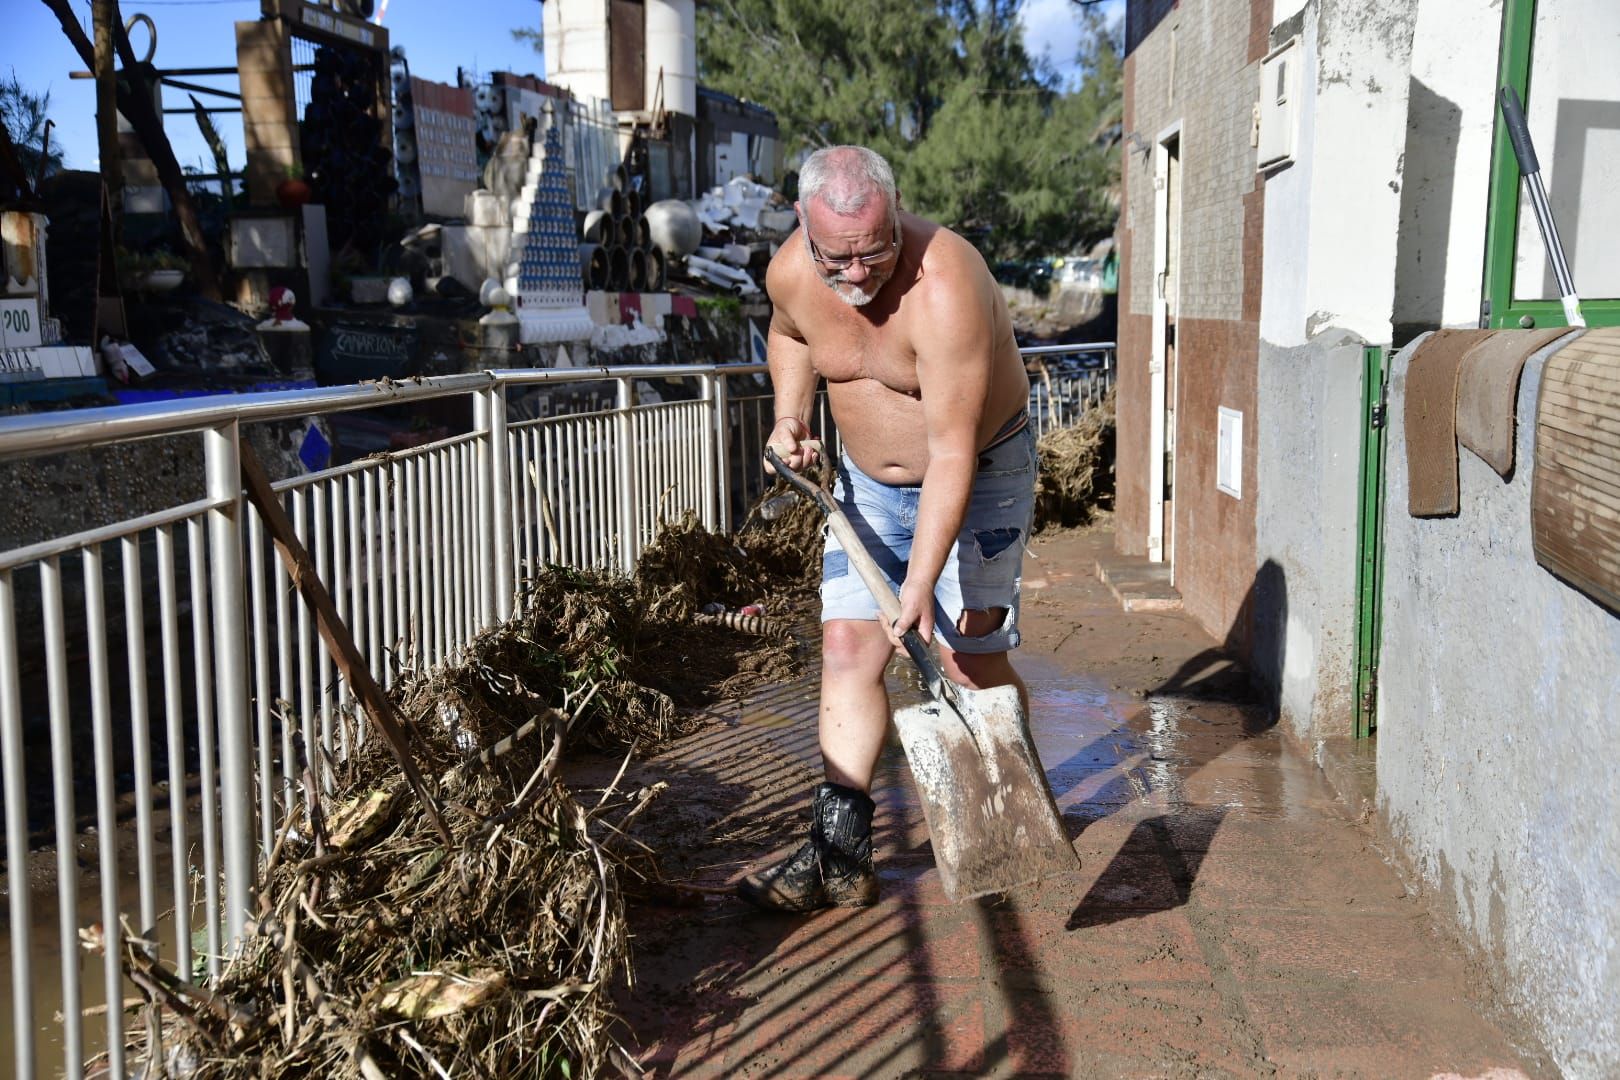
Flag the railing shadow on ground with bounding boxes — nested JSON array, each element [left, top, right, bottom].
[[0, 347, 1116, 1078]]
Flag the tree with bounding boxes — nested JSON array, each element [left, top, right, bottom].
[[1, 72, 64, 180], [696, 1, 1122, 260]]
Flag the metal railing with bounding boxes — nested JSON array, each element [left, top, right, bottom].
[[0, 344, 1112, 1078]]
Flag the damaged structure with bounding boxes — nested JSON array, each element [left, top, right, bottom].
[[10, 0, 796, 454], [1116, 0, 1620, 1072]]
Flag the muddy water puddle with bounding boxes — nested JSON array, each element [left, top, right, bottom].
[[1, 802, 223, 1076]]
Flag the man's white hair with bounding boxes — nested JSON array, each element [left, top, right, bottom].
[[799, 145, 897, 217]]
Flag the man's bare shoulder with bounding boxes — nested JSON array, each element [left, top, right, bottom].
[[765, 230, 810, 306], [765, 231, 811, 336], [907, 217, 995, 315]]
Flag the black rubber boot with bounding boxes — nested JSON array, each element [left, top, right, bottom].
[[737, 782, 879, 912]]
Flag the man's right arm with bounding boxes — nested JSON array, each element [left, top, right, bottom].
[[765, 255, 819, 471]]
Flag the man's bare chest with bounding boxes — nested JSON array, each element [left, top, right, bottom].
[[804, 320, 919, 394]]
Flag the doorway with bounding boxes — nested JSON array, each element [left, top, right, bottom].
[[1149, 127, 1182, 566]]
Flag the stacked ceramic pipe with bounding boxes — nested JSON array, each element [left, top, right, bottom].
[[578, 165, 667, 292]]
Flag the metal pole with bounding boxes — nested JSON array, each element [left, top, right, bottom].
[[203, 421, 255, 949], [696, 378, 716, 534], [473, 391, 493, 628], [616, 377, 637, 572], [156, 524, 192, 980], [121, 536, 158, 942], [83, 544, 124, 1078], [487, 385, 514, 622], [0, 570, 35, 1080], [41, 557, 81, 1077], [714, 375, 732, 533]]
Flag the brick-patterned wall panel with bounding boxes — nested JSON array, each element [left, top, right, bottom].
[[1122, 0, 1261, 326], [1171, 317, 1260, 645], [1116, 310, 1154, 556]]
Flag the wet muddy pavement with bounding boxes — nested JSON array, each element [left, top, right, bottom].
[[577, 527, 1551, 1079]]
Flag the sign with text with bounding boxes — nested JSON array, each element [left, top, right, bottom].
[[0, 347, 45, 382], [315, 321, 419, 384], [0, 298, 42, 349], [409, 78, 479, 218]]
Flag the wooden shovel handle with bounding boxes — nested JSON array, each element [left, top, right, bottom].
[[765, 448, 945, 694]]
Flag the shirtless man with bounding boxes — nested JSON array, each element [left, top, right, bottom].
[[737, 145, 1037, 912]]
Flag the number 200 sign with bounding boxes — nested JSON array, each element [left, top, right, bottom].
[[0, 299, 42, 349]]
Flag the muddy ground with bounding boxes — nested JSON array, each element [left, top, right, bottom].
[[565, 524, 1553, 1079]]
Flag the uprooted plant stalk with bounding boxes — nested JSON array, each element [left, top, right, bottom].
[[103, 479, 829, 1078]]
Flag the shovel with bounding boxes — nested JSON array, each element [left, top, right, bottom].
[[766, 448, 1078, 900]]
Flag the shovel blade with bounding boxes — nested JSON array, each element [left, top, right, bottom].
[[894, 684, 1079, 901]]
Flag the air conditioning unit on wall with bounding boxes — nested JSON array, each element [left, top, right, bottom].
[[1257, 37, 1301, 171]]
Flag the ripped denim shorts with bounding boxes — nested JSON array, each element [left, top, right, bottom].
[[820, 421, 1036, 655]]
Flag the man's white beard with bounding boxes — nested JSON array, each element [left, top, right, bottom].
[[824, 270, 889, 307]]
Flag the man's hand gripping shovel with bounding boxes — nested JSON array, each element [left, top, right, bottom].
[[766, 448, 1078, 901]]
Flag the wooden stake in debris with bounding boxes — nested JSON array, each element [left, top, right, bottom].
[[238, 442, 454, 847]]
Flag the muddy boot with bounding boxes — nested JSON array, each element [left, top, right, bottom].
[[737, 782, 879, 912]]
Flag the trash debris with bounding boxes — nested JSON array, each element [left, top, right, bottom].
[[107, 481, 829, 1079], [1033, 388, 1117, 531]]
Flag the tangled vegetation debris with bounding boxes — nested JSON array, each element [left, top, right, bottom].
[[114, 697, 637, 1079], [106, 480, 828, 1079], [1034, 389, 1116, 532]]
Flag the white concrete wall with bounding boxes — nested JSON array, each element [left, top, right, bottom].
[[543, 0, 612, 105], [1392, 0, 1501, 336], [645, 0, 696, 118], [1259, 0, 1418, 347], [1381, 332, 1620, 1078], [1251, 331, 1364, 747], [1254, 0, 1413, 745], [1512, 0, 1620, 301], [1257, 7, 1317, 349]]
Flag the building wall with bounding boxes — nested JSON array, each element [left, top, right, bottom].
[[1252, 0, 1419, 744], [1116, 50, 1149, 556], [1392, 0, 1502, 341], [1380, 332, 1620, 1077], [1118, 0, 1268, 642], [1251, 330, 1363, 741]]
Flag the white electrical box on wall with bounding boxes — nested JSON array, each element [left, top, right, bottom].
[[1217, 407, 1243, 498], [1257, 37, 1300, 171]]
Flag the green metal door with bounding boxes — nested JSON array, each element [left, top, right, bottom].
[[1352, 346, 1388, 739]]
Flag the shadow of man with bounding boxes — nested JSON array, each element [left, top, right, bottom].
[[1063, 559, 1288, 931]]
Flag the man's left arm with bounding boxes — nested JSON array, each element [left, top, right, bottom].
[[891, 266, 995, 646]]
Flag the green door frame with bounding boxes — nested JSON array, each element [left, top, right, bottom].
[[1352, 346, 1388, 739], [1482, 0, 1620, 329]]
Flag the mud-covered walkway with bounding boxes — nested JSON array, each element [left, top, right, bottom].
[[581, 528, 1549, 1078]]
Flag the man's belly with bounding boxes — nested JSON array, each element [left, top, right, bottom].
[[825, 380, 930, 483]]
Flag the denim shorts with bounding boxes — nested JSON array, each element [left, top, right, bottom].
[[821, 422, 1036, 654]]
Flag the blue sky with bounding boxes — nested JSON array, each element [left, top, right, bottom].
[[7, 0, 550, 174], [6, 0, 1119, 177]]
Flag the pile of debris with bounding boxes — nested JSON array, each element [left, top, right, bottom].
[[1033, 388, 1117, 531], [637, 177, 799, 299], [107, 478, 827, 1079]]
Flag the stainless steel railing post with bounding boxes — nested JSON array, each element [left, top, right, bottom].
[[203, 421, 256, 950], [615, 377, 637, 573], [480, 383, 514, 623], [714, 374, 733, 534], [0, 569, 34, 1080]]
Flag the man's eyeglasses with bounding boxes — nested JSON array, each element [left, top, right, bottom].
[[805, 221, 901, 272]]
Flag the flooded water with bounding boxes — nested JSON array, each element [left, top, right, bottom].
[[1, 802, 220, 1078]]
